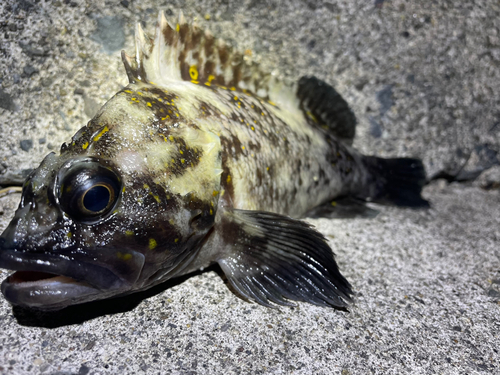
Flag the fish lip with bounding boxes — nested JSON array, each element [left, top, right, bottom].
[[0, 247, 129, 309]]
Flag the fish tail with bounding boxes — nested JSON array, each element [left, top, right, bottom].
[[362, 156, 429, 207]]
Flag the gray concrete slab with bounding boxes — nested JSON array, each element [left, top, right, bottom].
[[0, 0, 499, 374]]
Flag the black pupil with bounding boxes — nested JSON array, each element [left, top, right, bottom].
[[83, 185, 110, 213]]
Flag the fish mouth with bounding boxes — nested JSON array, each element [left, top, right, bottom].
[[0, 248, 133, 310]]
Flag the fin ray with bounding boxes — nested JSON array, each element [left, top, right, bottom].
[[215, 209, 352, 308]]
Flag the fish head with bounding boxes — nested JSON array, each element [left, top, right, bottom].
[[0, 83, 222, 310]]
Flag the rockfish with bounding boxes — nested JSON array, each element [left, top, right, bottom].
[[0, 12, 427, 310]]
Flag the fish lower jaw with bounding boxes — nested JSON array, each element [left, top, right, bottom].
[[1, 271, 102, 310], [0, 248, 132, 310], [7, 271, 87, 288]]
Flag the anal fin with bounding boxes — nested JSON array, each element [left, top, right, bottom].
[[304, 197, 379, 219], [214, 209, 352, 308], [297, 76, 357, 144]]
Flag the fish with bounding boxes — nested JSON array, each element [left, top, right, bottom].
[[0, 12, 428, 311]]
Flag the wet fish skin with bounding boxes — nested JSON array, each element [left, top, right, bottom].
[[0, 11, 427, 310]]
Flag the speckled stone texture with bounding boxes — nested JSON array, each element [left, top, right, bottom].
[[0, 0, 499, 374]]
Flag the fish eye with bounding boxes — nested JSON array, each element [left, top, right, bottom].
[[82, 183, 114, 213], [58, 162, 121, 223]]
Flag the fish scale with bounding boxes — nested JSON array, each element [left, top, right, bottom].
[[0, 11, 428, 311]]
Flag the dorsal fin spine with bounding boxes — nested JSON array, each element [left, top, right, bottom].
[[122, 10, 298, 108]]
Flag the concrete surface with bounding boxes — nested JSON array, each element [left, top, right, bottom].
[[0, 0, 499, 374]]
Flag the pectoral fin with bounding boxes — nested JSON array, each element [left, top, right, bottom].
[[214, 209, 352, 308]]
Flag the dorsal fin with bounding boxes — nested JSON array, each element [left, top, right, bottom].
[[121, 11, 286, 101], [297, 76, 357, 145]]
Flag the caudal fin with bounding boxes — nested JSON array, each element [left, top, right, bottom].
[[363, 157, 429, 207]]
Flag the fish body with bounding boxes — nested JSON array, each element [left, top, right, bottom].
[[0, 12, 427, 310]]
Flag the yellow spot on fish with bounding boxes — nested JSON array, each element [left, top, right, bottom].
[[176, 23, 180, 32], [190, 66, 199, 81], [126, 230, 134, 236], [191, 80, 199, 84], [233, 96, 238, 101], [306, 110, 318, 123], [122, 186, 126, 193], [266, 167, 269, 171], [331, 201, 337, 207], [230, 87, 236, 91], [175, 238, 179, 243], [261, 112, 265, 116], [179, 150, 183, 154], [181, 159, 185, 164], [117, 251, 132, 260], [149, 238, 157, 250], [67, 232, 72, 238], [210, 209, 213, 215], [124, 90, 132, 94], [169, 135, 174, 141], [137, 91, 143, 96], [251, 126, 255, 131], [152, 195, 160, 203], [212, 190, 219, 197], [147, 102, 152, 107], [169, 219, 175, 225], [93, 126, 109, 142], [158, 98, 163, 102], [143, 184, 149, 190], [241, 146, 245, 150], [227, 175, 231, 183], [82, 142, 89, 150], [268, 100, 276, 106], [208, 74, 215, 83]]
